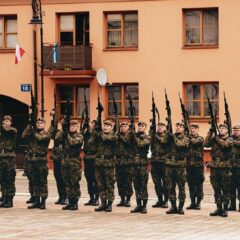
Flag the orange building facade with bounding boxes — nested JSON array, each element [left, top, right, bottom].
[[0, 0, 238, 165]]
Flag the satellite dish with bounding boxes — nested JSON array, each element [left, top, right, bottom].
[[96, 68, 108, 86]]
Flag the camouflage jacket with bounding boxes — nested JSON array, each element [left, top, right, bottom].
[[0, 125, 17, 159], [22, 124, 51, 162], [204, 131, 232, 168], [187, 134, 204, 167], [231, 135, 240, 168], [62, 131, 83, 166], [116, 131, 135, 166], [50, 130, 64, 161], [83, 128, 97, 161], [150, 131, 172, 165], [165, 132, 189, 167], [95, 131, 116, 167], [133, 132, 151, 166]]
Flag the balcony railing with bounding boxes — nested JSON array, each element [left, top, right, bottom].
[[43, 45, 92, 70]]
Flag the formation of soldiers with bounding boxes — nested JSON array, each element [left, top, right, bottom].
[[0, 89, 239, 219]]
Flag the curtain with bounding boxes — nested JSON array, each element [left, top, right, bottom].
[[185, 11, 200, 44], [203, 10, 218, 44]]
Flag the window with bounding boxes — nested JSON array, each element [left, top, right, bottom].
[[0, 15, 17, 48], [105, 12, 138, 49], [183, 8, 218, 47], [183, 82, 219, 118], [58, 85, 90, 118], [59, 13, 89, 46], [108, 84, 139, 117]]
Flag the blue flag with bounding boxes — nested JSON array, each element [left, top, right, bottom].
[[52, 43, 59, 64]]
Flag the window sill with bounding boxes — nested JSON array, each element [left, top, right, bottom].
[[0, 48, 15, 53], [189, 117, 219, 123], [103, 47, 138, 52], [107, 116, 139, 121], [182, 45, 219, 50]]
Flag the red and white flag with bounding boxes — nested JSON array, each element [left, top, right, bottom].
[[15, 44, 25, 64]]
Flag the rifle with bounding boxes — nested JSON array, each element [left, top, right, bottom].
[[81, 88, 90, 131], [150, 92, 157, 134], [96, 93, 104, 131], [50, 88, 58, 136], [29, 85, 38, 132], [178, 92, 190, 136], [223, 92, 232, 135], [62, 93, 71, 136], [80, 107, 85, 133], [112, 93, 119, 134], [207, 95, 219, 136], [164, 89, 173, 134], [127, 94, 136, 132]]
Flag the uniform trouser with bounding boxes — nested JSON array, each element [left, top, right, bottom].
[[95, 166, 115, 202], [0, 158, 16, 197], [26, 160, 33, 196], [210, 168, 231, 205], [151, 163, 168, 201], [116, 165, 133, 198], [165, 166, 186, 202], [230, 168, 240, 201], [28, 161, 48, 198], [84, 159, 98, 196], [186, 166, 205, 200], [62, 163, 81, 200], [132, 165, 149, 200], [53, 160, 66, 198]]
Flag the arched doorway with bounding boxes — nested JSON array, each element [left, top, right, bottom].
[[0, 95, 29, 168]]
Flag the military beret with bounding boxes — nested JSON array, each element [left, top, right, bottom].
[[3, 115, 12, 122], [232, 124, 240, 130], [176, 122, 185, 127], [37, 117, 46, 123], [70, 119, 79, 125], [157, 122, 166, 127], [219, 123, 228, 129], [120, 121, 129, 127], [103, 120, 113, 126], [190, 123, 199, 128], [138, 121, 147, 127]]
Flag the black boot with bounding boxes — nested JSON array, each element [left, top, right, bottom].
[[28, 197, 40, 209], [92, 195, 99, 206], [85, 194, 94, 206], [195, 198, 201, 210], [3, 196, 13, 208], [105, 200, 113, 212], [55, 197, 61, 205], [228, 200, 236, 211], [166, 200, 178, 214], [39, 197, 46, 210], [70, 199, 78, 210], [210, 203, 222, 216], [152, 198, 163, 208], [26, 196, 35, 204], [239, 203, 240, 212], [141, 200, 148, 214], [95, 200, 107, 212], [125, 196, 131, 207], [60, 196, 67, 205], [131, 198, 142, 213], [0, 196, 3, 202], [117, 196, 126, 207], [62, 199, 72, 210], [186, 197, 196, 210], [0, 196, 6, 208], [178, 201, 185, 215], [222, 204, 228, 217]]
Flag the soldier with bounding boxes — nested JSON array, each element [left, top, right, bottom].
[[165, 122, 189, 215], [186, 123, 205, 210], [204, 124, 232, 217], [116, 121, 134, 207], [22, 117, 51, 210], [131, 121, 151, 214], [83, 120, 99, 206], [0, 115, 17, 208], [150, 122, 170, 208], [228, 124, 240, 211], [94, 120, 116, 212], [61, 120, 83, 211]]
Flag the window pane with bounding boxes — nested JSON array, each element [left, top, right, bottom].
[[186, 101, 200, 116], [204, 101, 218, 116], [108, 102, 122, 116], [125, 85, 139, 100], [0, 35, 2, 47], [124, 29, 138, 47], [0, 17, 2, 33], [185, 11, 200, 27], [186, 84, 200, 100], [6, 34, 17, 48], [60, 32, 73, 45], [186, 28, 200, 44], [60, 102, 74, 116], [6, 19, 17, 33], [77, 87, 90, 117], [108, 86, 122, 100], [60, 86, 74, 101], [77, 102, 85, 117], [107, 31, 121, 46], [204, 84, 219, 100], [107, 14, 121, 29], [125, 101, 139, 117], [60, 15, 74, 30], [203, 10, 218, 44], [124, 13, 138, 22]]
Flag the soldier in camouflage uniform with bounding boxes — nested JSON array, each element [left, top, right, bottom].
[[186, 123, 205, 210], [204, 123, 232, 217], [150, 122, 171, 208], [22, 117, 51, 210], [83, 120, 99, 206], [0, 115, 17, 208], [61, 120, 83, 211], [116, 121, 134, 207], [94, 120, 117, 212], [165, 122, 189, 215], [228, 124, 240, 212], [131, 121, 151, 214]]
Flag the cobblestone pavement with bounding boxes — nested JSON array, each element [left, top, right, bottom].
[[0, 170, 239, 240]]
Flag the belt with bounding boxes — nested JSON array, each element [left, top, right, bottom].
[[213, 157, 227, 162], [187, 157, 202, 161]]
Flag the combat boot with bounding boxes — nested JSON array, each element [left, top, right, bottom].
[[60, 196, 67, 205], [152, 199, 163, 208], [0, 196, 6, 208], [178, 201, 185, 215], [70, 199, 78, 211], [95, 200, 107, 212], [125, 196, 131, 207], [228, 200, 236, 211], [28, 197, 40, 209], [3, 196, 13, 208], [85, 194, 94, 206], [62, 199, 72, 210], [55, 197, 61, 205], [131, 198, 142, 213], [92, 195, 99, 206], [195, 198, 201, 210], [166, 200, 178, 214], [141, 200, 148, 214], [105, 200, 113, 212], [26, 196, 35, 204], [117, 196, 126, 207], [39, 197, 46, 210], [186, 197, 196, 210], [221, 204, 228, 217], [239, 203, 240, 212], [162, 198, 168, 208], [0, 196, 3, 202], [210, 203, 222, 216]]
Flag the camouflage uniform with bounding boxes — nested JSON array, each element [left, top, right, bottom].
[[0, 125, 17, 207], [150, 131, 171, 207], [116, 131, 134, 206], [186, 133, 205, 208], [50, 130, 66, 204], [165, 132, 189, 214], [204, 130, 232, 215]]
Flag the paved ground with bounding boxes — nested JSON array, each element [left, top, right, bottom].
[[0, 170, 239, 240]]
